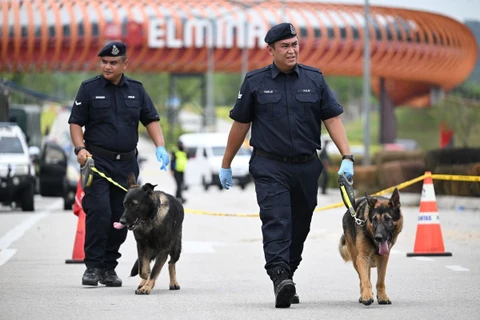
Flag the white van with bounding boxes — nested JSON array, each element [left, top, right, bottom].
[[179, 132, 252, 190]]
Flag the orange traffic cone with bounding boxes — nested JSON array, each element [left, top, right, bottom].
[[65, 180, 86, 264], [407, 172, 452, 257]]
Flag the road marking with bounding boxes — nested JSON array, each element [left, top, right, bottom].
[[0, 200, 60, 266], [445, 265, 470, 272], [413, 257, 435, 261], [0, 249, 17, 266]]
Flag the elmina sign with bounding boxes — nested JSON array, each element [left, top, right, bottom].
[[148, 17, 268, 49]]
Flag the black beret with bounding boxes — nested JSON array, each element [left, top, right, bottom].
[[98, 41, 127, 57], [264, 23, 297, 44]]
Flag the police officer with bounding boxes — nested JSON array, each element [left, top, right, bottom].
[[170, 141, 188, 203], [68, 41, 170, 287], [219, 23, 354, 308]]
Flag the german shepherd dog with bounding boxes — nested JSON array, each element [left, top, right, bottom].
[[113, 173, 184, 295], [339, 188, 403, 305]]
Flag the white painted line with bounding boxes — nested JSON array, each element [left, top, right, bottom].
[[0, 249, 17, 266], [414, 257, 435, 261], [445, 265, 470, 272], [0, 200, 60, 266]]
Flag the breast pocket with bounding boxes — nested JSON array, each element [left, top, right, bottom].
[[295, 90, 318, 119], [91, 99, 110, 122], [256, 92, 283, 120], [124, 98, 141, 126]]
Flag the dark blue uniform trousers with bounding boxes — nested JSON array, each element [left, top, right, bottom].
[[249, 154, 323, 275], [82, 155, 139, 270]]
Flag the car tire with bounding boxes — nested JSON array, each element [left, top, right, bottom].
[[21, 183, 35, 212], [202, 176, 209, 191], [63, 198, 73, 211]]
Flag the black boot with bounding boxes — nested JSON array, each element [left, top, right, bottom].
[[82, 268, 103, 286], [288, 270, 300, 304], [290, 293, 300, 304], [100, 269, 122, 287], [268, 267, 296, 308]]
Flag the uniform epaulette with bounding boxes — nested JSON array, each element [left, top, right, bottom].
[[82, 75, 101, 85], [127, 77, 143, 85], [298, 64, 322, 74], [246, 66, 270, 78]]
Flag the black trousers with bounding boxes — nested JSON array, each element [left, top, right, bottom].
[[174, 171, 185, 199], [249, 154, 323, 276], [82, 155, 139, 270]]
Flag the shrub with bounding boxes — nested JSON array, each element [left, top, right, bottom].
[[378, 160, 425, 193], [433, 163, 480, 197]]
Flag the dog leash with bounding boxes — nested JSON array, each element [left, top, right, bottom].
[[338, 174, 365, 226], [81, 157, 128, 192]]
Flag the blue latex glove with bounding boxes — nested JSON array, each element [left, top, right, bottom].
[[337, 159, 354, 180], [219, 168, 233, 190], [155, 146, 170, 171]]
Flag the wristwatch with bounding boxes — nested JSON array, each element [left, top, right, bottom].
[[74, 146, 86, 155], [342, 154, 355, 162]]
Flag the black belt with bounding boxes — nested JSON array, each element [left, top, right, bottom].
[[87, 145, 136, 161], [253, 148, 316, 164]]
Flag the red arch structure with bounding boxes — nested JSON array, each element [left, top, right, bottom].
[[0, 0, 477, 108]]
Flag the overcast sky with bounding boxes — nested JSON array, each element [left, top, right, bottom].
[[312, 0, 479, 22]]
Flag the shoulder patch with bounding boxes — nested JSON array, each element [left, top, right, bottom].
[[299, 64, 322, 74], [82, 75, 100, 85]]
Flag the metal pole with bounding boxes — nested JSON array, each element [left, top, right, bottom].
[[362, 0, 371, 165], [206, 23, 215, 132], [241, 17, 248, 81]]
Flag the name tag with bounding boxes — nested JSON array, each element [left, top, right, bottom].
[[263, 90, 273, 94], [95, 96, 105, 99], [302, 89, 311, 93], [128, 96, 135, 99]]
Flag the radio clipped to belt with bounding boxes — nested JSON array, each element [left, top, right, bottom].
[[81, 157, 95, 189]]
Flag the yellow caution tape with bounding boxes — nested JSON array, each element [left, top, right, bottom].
[[431, 174, 480, 182], [184, 208, 259, 218], [90, 169, 479, 217]]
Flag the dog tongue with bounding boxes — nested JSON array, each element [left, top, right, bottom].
[[113, 222, 125, 230], [379, 241, 390, 256]]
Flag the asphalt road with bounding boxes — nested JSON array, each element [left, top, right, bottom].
[[1, 138, 479, 320]]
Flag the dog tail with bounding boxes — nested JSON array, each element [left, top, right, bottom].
[[339, 234, 351, 262], [130, 259, 139, 277]]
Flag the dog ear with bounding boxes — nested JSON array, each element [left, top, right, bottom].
[[127, 173, 137, 188], [365, 192, 377, 208], [141, 183, 157, 195], [389, 188, 401, 210]]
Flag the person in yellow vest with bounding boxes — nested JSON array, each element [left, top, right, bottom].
[[171, 141, 188, 204]]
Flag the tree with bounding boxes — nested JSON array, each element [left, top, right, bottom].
[[436, 95, 480, 147]]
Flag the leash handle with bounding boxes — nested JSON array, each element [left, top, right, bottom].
[[338, 173, 355, 207], [338, 174, 364, 226]]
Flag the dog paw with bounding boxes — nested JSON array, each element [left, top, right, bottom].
[[169, 284, 180, 290], [358, 297, 374, 306], [378, 298, 392, 305], [135, 288, 151, 295]]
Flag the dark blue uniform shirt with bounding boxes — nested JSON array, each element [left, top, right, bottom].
[[230, 63, 343, 157], [68, 75, 159, 152]]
